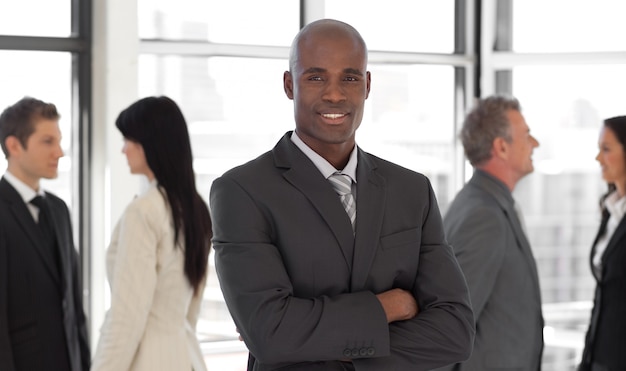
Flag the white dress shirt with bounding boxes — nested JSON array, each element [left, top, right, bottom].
[[593, 191, 626, 276], [290, 131, 358, 190], [3, 170, 45, 221]]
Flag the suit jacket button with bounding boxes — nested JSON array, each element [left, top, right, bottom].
[[367, 347, 375, 356], [359, 348, 368, 356], [351, 348, 359, 357], [343, 349, 352, 357]]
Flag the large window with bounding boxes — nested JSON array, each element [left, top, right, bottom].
[[511, 63, 626, 370], [487, 1, 626, 369]]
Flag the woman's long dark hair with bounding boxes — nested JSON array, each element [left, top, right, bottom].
[[116, 96, 212, 295]]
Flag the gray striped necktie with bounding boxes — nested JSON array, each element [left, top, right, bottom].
[[328, 172, 356, 232]]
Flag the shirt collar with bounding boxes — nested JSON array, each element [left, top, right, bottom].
[[604, 191, 626, 220], [290, 131, 358, 183], [3, 171, 44, 203]]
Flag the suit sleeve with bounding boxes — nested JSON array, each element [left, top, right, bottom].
[[355, 182, 475, 371], [0, 226, 16, 371], [446, 205, 507, 321], [91, 202, 161, 371], [210, 176, 390, 365]]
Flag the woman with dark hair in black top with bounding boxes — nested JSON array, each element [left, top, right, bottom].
[[580, 115, 626, 371]]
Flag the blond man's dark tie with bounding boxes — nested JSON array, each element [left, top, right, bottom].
[[30, 195, 61, 274]]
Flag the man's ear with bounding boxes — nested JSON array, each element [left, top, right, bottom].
[[283, 71, 294, 100], [4, 136, 23, 158], [492, 137, 509, 160]]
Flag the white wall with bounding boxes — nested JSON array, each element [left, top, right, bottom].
[[90, 0, 141, 349]]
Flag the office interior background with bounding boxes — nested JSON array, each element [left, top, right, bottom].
[[1, 0, 626, 369]]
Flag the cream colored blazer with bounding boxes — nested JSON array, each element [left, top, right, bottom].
[[92, 183, 207, 371]]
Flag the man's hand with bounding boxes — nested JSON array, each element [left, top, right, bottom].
[[376, 288, 418, 323]]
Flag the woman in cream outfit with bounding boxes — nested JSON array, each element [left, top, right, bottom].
[[92, 96, 212, 371]]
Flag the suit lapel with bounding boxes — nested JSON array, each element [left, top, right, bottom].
[[351, 152, 385, 291], [0, 179, 61, 285], [600, 215, 626, 269], [505, 203, 540, 282], [274, 134, 356, 269], [589, 209, 609, 281]]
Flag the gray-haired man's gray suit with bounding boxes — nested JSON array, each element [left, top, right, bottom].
[[436, 169, 544, 371]]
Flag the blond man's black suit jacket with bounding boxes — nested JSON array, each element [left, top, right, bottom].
[[0, 177, 90, 371], [210, 132, 474, 371], [579, 208, 626, 371]]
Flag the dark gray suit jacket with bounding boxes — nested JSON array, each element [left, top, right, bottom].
[[210, 132, 474, 371], [436, 170, 544, 371], [0, 177, 90, 371], [579, 208, 626, 371]]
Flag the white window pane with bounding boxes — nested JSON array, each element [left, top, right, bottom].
[[513, 0, 626, 52], [360, 64, 456, 210], [0, 51, 73, 207], [0, 0, 71, 37], [138, 0, 299, 46], [139, 54, 294, 180], [323, 0, 455, 53]]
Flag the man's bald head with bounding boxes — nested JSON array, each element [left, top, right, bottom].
[[288, 19, 368, 73]]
